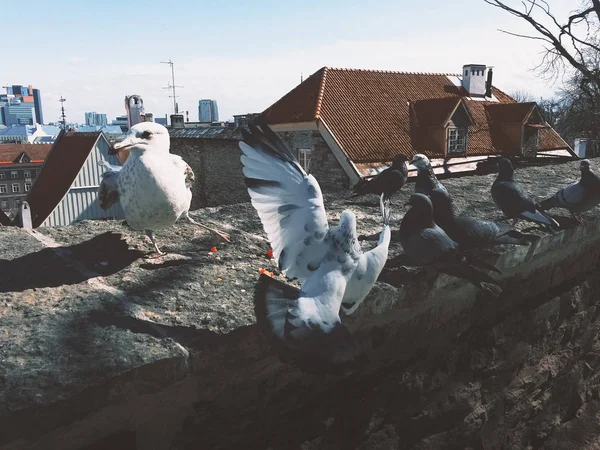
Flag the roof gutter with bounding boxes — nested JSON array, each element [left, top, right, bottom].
[[316, 118, 361, 186]]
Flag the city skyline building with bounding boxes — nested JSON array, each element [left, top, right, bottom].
[[198, 99, 219, 123]]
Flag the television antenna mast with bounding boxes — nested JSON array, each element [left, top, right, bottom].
[[59, 96, 67, 129], [160, 59, 184, 114]]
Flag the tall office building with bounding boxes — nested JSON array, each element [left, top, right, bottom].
[[85, 111, 108, 127], [198, 99, 219, 123], [0, 84, 43, 125]]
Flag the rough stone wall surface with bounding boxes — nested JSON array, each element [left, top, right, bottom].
[[169, 138, 249, 208], [277, 130, 350, 191]]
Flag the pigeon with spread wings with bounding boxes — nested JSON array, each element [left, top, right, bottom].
[[240, 120, 391, 371]]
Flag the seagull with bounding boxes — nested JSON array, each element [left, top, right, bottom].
[[239, 120, 391, 371], [98, 122, 230, 257], [399, 193, 503, 296], [410, 154, 449, 197], [430, 188, 531, 248], [539, 159, 600, 224], [491, 158, 559, 230], [352, 155, 408, 204]]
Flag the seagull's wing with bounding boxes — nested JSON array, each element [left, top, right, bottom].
[[98, 166, 121, 210], [341, 225, 391, 315], [169, 154, 195, 188], [254, 272, 359, 371], [240, 123, 329, 280]]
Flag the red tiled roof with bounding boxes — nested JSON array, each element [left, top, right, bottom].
[[262, 67, 571, 163], [0, 144, 53, 164], [26, 131, 102, 227], [486, 102, 535, 124], [412, 97, 463, 127]]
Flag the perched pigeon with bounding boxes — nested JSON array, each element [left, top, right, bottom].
[[399, 193, 502, 296], [353, 155, 409, 202], [539, 159, 600, 223], [240, 120, 391, 370], [410, 154, 449, 197], [99, 122, 230, 256], [430, 188, 531, 248], [491, 158, 559, 230]]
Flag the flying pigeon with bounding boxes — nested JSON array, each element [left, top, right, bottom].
[[399, 193, 502, 296], [410, 154, 449, 197], [430, 188, 531, 248], [239, 120, 391, 370], [99, 122, 230, 256], [491, 158, 559, 230], [352, 155, 409, 202], [539, 159, 600, 223]]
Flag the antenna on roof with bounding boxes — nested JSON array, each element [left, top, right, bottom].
[[160, 59, 184, 114], [59, 96, 67, 130]]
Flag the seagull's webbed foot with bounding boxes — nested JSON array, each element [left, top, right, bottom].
[[184, 213, 231, 243]]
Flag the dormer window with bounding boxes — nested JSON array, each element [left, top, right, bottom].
[[447, 127, 467, 154]]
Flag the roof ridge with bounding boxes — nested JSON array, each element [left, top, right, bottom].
[[314, 67, 329, 120], [326, 67, 461, 77]]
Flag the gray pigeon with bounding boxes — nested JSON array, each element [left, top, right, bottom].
[[491, 158, 559, 230], [240, 120, 391, 371], [430, 188, 531, 248], [410, 154, 449, 197], [399, 193, 502, 296], [353, 155, 409, 202], [539, 159, 600, 223]]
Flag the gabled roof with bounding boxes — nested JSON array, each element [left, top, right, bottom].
[[262, 67, 571, 163], [0, 144, 52, 164], [412, 97, 468, 128], [486, 102, 536, 124], [26, 131, 104, 227]]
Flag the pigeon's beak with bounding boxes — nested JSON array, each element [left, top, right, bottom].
[[109, 136, 137, 155]]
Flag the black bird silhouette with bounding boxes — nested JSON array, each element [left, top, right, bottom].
[[399, 193, 503, 296], [353, 155, 409, 204]]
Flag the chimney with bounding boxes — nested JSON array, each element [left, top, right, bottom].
[[170, 114, 184, 128], [461, 64, 487, 97], [485, 67, 493, 98]]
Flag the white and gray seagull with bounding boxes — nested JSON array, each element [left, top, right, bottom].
[[239, 120, 391, 371], [98, 122, 230, 256]]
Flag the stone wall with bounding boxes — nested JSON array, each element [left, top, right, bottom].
[[169, 138, 249, 209], [277, 130, 350, 190]]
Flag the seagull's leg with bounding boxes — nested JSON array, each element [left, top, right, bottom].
[[183, 212, 231, 243], [379, 193, 386, 224], [146, 230, 165, 258]]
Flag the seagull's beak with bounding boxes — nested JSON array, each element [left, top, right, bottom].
[[109, 135, 138, 155]]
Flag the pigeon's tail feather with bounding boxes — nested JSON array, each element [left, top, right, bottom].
[[464, 254, 502, 274], [521, 209, 560, 229], [254, 274, 360, 373], [493, 230, 532, 246], [539, 195, 559, 211], [441, 263, 503, 297], [352, 178, 371, 196]]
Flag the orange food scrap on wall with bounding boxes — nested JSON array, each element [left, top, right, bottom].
[[266, 249, 273, 258], [259, 268, 274, 277]]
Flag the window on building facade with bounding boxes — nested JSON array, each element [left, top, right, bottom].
[[0, 172, 4, 179], [12, 183, 20, 193], [24, 170, 31, 178], [10, 171, 18, 179], [0, 184, 6, 193], [297, 149, 312, 172], [25, 183, 32, 191], [447, 127, 467, 154]]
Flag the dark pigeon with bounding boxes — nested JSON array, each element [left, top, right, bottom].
[[399, 193, 503, 296], [491, 158, 559, 230], [353, 155, 409, 202], [410, 154, 449, 197], [539, 159, 600, 223], [430, 188, 531, 248]]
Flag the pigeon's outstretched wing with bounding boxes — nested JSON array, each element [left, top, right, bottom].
[[341, 224, 391, 315], [492, 180, 558, 228], [239, 124, 329, 280], [98, 164, 121, 210], [254, 273, 360, 372]]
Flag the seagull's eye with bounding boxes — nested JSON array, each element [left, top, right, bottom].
[[140, 130, 152, 139]]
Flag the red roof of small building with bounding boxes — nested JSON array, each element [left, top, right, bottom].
[[0, 144, 53, 165], [262, 67, 571, 164]]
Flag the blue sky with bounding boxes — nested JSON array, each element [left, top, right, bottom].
[[5, 0, 577, 124]]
